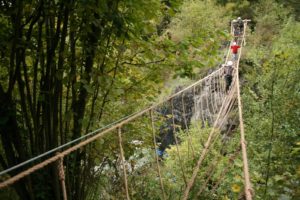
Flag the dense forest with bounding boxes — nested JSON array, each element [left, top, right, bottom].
[[0, 0, 299, 199]]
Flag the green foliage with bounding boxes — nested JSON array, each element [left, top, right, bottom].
[[165, 0, 230, 78], [224, 0, 254, 19], [1, 0, 299, 199], [127, 117, 244, 199], [277, 0, 300, 21], [243, 11, 300, 199], [248, 0, 291, 47], [0, 0, 182, 199]]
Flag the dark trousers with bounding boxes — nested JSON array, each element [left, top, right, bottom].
[[225, 75, 232, 92]]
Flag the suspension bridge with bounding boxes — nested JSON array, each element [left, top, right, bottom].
[[0, 20, 252, 200]]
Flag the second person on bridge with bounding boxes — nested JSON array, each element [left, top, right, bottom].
[[231, 42, 241, 61], [224, 60, 234, 93]]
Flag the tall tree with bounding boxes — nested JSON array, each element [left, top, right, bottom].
[[0, 0, 176, 199]]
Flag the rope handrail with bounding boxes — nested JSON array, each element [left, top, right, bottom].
[[171, 98, 188, 186], [0, 52, 230, 178], [150, 110, 167, 200], [118, 127, 130, 200], [235, 21, 253, 200], [181, 93, 195, 159], [0, 54, 231, 189]]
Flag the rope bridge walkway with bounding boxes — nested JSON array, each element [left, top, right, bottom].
[[0, 20, 252, 200]]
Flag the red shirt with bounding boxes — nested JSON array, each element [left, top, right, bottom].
[[231, 45, 240, 54]]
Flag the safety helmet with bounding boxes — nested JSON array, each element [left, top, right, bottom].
[[227, 61, 233, 66], [237, 17, 241, 20]]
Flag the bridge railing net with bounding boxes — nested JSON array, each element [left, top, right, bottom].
[[0, 21, 251, 200]]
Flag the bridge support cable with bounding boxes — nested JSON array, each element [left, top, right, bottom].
[[196, 85, 205, 126], [150, 110, 167, 200], [235, 20, 253, 200], [171, 99, 188, 186], [181, 93, 195, 159], [205, 92, 213, 124], [219, 68, 226, 99], [220, 72, 225, 100], [212, 76, 220, 115], [57, 157, 68, 200], [215, 74, 222, 107], [118, 127, 130, 200], [209, 79, 216, 116], [0, 58, 232, 182]]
